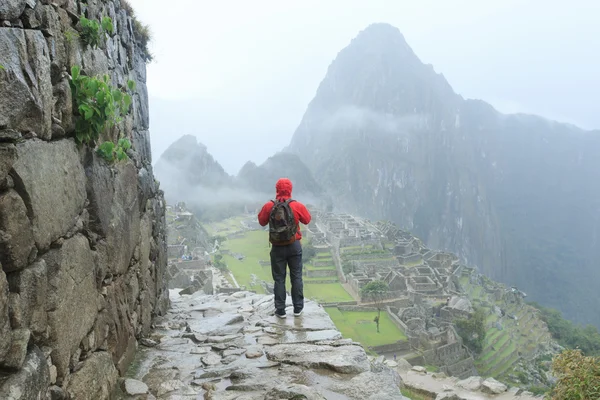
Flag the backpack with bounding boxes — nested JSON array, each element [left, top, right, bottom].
[[268, 199, 297, 244]]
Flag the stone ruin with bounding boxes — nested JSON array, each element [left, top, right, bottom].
[[308, 210, 479, 377]]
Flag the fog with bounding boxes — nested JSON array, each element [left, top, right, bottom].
[[154, 144, 326, 219], [127, 0, 600, 175], [317, 106, 426, 135]]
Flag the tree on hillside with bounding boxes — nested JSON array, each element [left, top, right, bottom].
[[529, 301, 600, 356], [550, 349, 600, 400], [454, 307, 486, 353], [361, 280, 389, 333], [213, 253, 227, 272]]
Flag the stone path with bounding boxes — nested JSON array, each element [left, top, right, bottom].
[[118, 290, 408, 399]]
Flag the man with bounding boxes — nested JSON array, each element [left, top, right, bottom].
[[258, 178, 311, 318]]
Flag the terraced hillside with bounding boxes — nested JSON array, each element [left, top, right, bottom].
[[459, 270, 553, 381], [203, 215, 407, 349], [166, 206, 556, 386]]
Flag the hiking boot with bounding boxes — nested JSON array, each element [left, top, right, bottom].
[[293, 308, 303, 317], [275, 310, 286, 319]]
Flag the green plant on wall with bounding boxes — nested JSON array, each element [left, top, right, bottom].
[[64, 28, 79, 44], [69, 65, 136, 162], [101, 16, 114, 34], [79, 15, 113, 48], [97, 138, 132, 162]]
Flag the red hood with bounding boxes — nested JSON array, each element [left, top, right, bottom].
[[275, 178, 293, 200]]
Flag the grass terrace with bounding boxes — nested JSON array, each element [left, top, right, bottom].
[[219, 227, 355, 302], [325, 308, 407, 347], [206, 215, 248, 236], [304, 283, 354, 303]]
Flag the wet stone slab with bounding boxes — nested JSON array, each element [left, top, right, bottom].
[[123, 290, 406, 399]]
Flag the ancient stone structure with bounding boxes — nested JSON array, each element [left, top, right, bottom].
[[305, 209, 557, 381], [0, 0, 168, 398]]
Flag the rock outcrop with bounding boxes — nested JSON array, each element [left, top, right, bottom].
[[0, 0, 168, 397], [121, 290, 409, 399]]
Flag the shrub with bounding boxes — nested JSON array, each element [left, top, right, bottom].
[[454, 307, 486, 353], [69, 65, 135, 145], [97, 138, 131, 162], [550, 349, 600, 399], [120, 0, 135, 16], [78, 15, 113, 48], [132, 19, 153, 62]]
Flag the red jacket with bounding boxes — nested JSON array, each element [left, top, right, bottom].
[[258, 178, 311, 242]]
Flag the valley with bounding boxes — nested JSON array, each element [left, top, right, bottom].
[[165, 202, 559, 391]]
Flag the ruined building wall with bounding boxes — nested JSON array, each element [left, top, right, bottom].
[[0, 0, 168, 398]]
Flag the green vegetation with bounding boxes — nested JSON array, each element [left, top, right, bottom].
[[69, 66, 135, 146], [133, 19, 153, 62], [360, 280, 389, 333], [325, 308, 406, 347], [213, 253, 227, 272], [205, 216, 246, 236], [101, 17, 114, 34], [120, 0, 153, 62], [304, 283, 353, 303], [550, 349, 600, 400], [400, 388, 432, 400], [64, 28, 79, 43], [454, 307, 486, 353], [221, 230, 271, 292], [211, 217, 354, 302], [96, 138, 131, 162], [425, 365, 439, 373], [79, 15, 113, 48], [530, 301, 600, 356]]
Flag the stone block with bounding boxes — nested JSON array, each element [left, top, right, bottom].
[[0, 0, 27, 20], [0, 269, 12, 364], [2, 328, 31, 370], [43, 234, 98, 378], [0, 346, 50, 399], [86, 155, 140, 275], [0, 143, 17, 183], [105, 277, 136, 370], [12, 139, 86, 250], [0, 29, 52, 138], [132, 80, 149, 130], [6, 259, 47, 337], [481, 377, 507, 394], [66, 351, 118, 400], [0, 189, 36, 272], [81, 46, 110, 78]]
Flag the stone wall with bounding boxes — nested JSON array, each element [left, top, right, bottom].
[[0, 0, 168, 398]]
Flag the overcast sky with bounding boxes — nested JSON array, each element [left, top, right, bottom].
[[128, 0, 600, 175]]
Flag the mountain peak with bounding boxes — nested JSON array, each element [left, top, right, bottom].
[[351, 23, 411, 53], [290, 23, 460, 158]]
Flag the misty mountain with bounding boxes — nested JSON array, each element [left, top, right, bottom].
[[154, 134, 232, 200], [237, 152, 324, 200], [288, 23, 600, 328], [155, 135, 326, 219]]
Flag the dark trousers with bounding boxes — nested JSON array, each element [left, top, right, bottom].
[[270, 240, 304, 311]]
